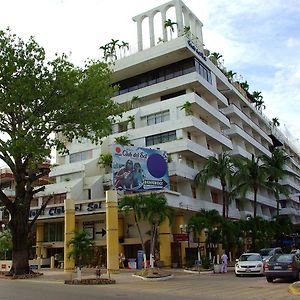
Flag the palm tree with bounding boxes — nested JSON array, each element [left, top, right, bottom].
[[118, 41, 129, 58], [240, 81, 249, 91], [251, 91, 265, 110], [127, 115, 135, 129], [194, 153, 234, 218], [143, 193, 174, 268], [109, 39, 119, 60], [233, 154, 268, 217], [180, 101, 193, 115], [164, 19, 177, 39], [261, 148, 297, 216], [183, 25, 191, 37], [254, 99, 266, 111], [209, 52, 223, 66], [225, 70, 236, 82], [114, 136, 131, 146], [131, 96, 140, 109], [188, 209, 222, 260], [272, 117, 280, 127], [98, 153, 112, 168], [270, 215, 294, 245], [68, 230, 95, 280], [119, 194, 147, 268]]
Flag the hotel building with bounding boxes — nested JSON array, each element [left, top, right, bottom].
[[1, 0, 300, 268]]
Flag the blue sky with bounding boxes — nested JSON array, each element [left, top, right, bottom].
[[1, 0, 300, 151]]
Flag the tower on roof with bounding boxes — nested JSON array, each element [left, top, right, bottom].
[[133, 0, 203, 51]]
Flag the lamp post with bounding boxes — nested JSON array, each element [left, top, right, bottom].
[[179, 224, 190, 248], [1, 223, 7, 260]]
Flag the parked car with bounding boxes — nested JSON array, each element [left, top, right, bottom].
[[259, 247, 283, 262], [235, 253, 264, 277], [264, 253, 300, 282]]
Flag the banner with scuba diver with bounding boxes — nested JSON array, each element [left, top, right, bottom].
[[112, 144, 170, 192]]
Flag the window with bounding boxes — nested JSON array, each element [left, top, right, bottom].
[[187, 132, 192, 140], [161, 90, 186, 101], [170, 178, 178, 192], [191, 186, 197, 199], [44, 222, 64, 242], [211, 191, 219, 204], [145, 131, 176, 146], [114, 58, 196, 96], [146, 111, 170, 125], [43, 193, 66, 205], [69, 150, 93, 163], [195, 58, 212, 84], [186, 159, 194, 168]]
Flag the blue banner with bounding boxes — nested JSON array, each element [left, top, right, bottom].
[[112, 145, 169, 192]]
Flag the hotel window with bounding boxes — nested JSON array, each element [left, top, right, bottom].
[[43, 193, 67, 205], [186, 159, 194, 168], [145, 131, 176, 146], [146, 111, 170, 126], [195, 58, 212, 84], [191, 185, 197, 199], [211, 191, 219, 204], [44, 222, 64, 242], [69, 150, 93, 163], [170, 178, 178, 192]]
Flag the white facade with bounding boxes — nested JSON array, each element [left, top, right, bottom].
[[28, 0, 300, 226]]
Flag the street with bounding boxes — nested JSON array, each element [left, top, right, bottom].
[[0, 270, 298, 300]]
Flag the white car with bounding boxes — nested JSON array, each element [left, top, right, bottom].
[[235, 253, 264, 277]]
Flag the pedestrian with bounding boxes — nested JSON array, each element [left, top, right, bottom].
[[221, 251, 228, 273]]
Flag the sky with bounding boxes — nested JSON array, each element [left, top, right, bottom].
[[1, 0, 300, 151]]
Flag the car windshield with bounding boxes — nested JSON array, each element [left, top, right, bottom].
[[269, 254, 293, 263], [259, 249, 272, 256], [239, 254, 261, 262]]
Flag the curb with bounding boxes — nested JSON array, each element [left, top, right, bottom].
[[288, 282, 300, 295], [132, 274, 174, 281]]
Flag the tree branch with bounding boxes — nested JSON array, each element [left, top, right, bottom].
[[0, 188, 14, 212], [28, 195, 53, 231], [32, 185, 46, 195]]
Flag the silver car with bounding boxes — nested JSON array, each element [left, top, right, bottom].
[[235, 253, 264, 276]]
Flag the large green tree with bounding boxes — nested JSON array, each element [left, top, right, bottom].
[[68, 230, 95, 280], [234, 154, 268, 217], [261, 148, 297, 216], [143, 193, 173, 268], [194, 153, 234, 218], [0, 28, 122, 275]]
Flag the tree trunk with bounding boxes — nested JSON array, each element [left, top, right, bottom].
[[253, 188, 257, 218], [134, 214, 147, 268], [10, 209, 30, 275], [222, 185, 226, 218]]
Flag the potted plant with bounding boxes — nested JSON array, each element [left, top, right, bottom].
[[114, 136, 131, 146], [98, 153, 112, 170]]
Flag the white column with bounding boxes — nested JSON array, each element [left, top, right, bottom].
[[149, 15, 155, 47], [161, 9, 168, 42], [175, 3, 184, 37], [136, 18, 143, 51], [196, 21, 204, 49], [190, 16, 197, 40]]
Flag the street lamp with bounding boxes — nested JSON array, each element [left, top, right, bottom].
[[179, 224, 190, 248], [1, 223, 7, 260]]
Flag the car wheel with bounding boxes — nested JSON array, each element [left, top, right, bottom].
[[266, 277, 273, 283], [294, 271, 299, 281], [235, 273, 241, 277]]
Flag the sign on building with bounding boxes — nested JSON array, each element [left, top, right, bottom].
[[112, 144, 169, 192]]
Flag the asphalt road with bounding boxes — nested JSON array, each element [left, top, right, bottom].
[[0, 271, 298, 300]]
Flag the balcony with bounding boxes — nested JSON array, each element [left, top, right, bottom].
[[224, 123, 271, 157], [0, 168, 14, 182]]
